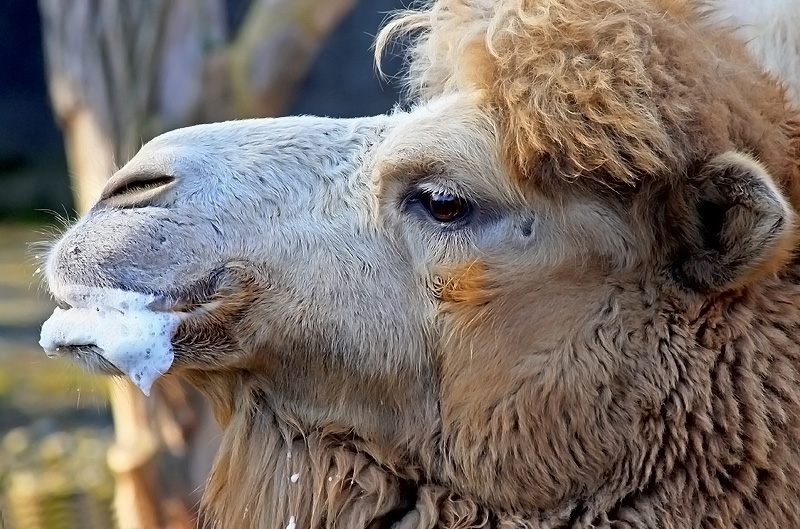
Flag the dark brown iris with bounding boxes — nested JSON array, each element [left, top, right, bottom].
[[421, 190, 470, 223]]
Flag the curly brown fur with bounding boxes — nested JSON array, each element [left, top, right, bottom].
[[379, 0, 797, 199], [196, 270, 800, 528], [200, 1, 800, 526]]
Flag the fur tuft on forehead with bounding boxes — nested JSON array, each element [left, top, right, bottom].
[[378, 0, 795, 192]]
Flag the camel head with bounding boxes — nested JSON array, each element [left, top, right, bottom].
[[41, 0, 800, 527]]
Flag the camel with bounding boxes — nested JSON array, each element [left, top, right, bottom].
[[39, 0, 800, 527]]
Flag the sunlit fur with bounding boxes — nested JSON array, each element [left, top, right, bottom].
[[40, 0, 800, 528]]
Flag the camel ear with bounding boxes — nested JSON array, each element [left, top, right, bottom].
[[673, 151, 795, 292]]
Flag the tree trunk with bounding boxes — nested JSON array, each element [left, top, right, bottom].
[[38, 0, 357, 527]]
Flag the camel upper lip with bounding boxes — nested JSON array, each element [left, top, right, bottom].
[[52, 291, 204, 314], [50, 266, 226, 315]]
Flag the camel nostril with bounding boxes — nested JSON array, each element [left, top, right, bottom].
[[99, 172, 176, 206]]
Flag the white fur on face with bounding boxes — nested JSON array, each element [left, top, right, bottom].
[[45, 113, 435, 376], [42, 95, 634, 381], [47, 115, 392, 295]]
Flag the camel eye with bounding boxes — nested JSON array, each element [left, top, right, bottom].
[[420, 190, 471, 223]]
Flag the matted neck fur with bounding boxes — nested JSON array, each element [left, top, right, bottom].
[[42, 0, 800, 527]]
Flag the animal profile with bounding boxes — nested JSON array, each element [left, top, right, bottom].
[[40, 0, 800, 527]]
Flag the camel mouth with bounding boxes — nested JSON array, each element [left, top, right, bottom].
[[50, 266, 226, 317], [159, 267, 228, 315], [42, 267, 228, 378], [52, 294, 200, 314]]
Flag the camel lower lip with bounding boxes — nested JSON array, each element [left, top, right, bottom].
[[48, 343, 121, 374], [41, 269, 228, 395], [46, 343, 95, 358], [40, 293, 180, 395]]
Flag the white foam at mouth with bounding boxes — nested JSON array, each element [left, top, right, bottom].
[[39, 286, 181, 396]]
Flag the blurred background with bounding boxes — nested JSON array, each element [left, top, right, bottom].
[[0, 1, 404, 527]]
